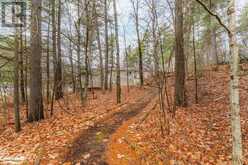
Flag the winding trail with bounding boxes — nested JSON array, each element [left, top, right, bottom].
[[63, 88, 156, 165]]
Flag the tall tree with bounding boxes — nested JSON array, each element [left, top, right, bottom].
[[82, 0, 90, 103], [123, 27, 130, 92], [19, 27, 26, 103], [150, 0, 159, 76], [109, 33, 115, 91], [104, 0, 109, 90], [131, 0, 144, 86], [51, 0, 57, 106], [76, 0, 84, 103], [208, 0, 218, 64], [113, 0, 121, 103], [29, 0, 44, 122], [195, 0, 243, 163], [192, 11, 198, 104], [46, 1, 51, 102], [68, 28, 76, 93], [65, 0, 76, 93], [228, 0, 242, 164], [24, 27, 29, 119], [14, 28, 21, 132], [96, 14, 104, 91], [55, 0, 63, 100], [174, 0, 186, 107]]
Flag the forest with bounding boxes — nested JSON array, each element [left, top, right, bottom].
[[0, 0, 248, 164]]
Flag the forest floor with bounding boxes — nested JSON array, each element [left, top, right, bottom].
[[106, 65, 248, 165], [0, 86, 153, 164], [1, 65, 248, 165]]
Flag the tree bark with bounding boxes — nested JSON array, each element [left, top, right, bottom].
[[24, 29, 29, 119], [151, 0, 159, 76], [82, 0, 90, 103], [20, 26, 26, 104], [174, 0, 186, 107], [14, 28, 21, 132], [29, 0, 44, 122], [55, 0, 63, 100], [69, 36, 76, 93], [104, 0, 109, 90], [131, 0, 143, 86], [109, 36, 114, 91], [51, 0, 57, 106], [209, 0, 218, 65], [192, 18, 198, 104], [228, 0, 243, 164], [67, 4, 76, 93], [76, 0, 83, 103], [46, 2, 51, 102], [113, 0, 121, 103], [123, 27, 129, 91], [96, 20, 104, 91]]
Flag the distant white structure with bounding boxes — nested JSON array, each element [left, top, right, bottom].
[[81, 68, 151, 88]]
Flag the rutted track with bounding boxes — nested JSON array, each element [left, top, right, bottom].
[[63, 88, 156, 165]]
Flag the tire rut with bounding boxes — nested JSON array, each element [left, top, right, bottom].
[[63, 89, 156, 165]]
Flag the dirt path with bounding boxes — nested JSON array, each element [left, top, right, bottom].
[[62, 88, 156, 164]]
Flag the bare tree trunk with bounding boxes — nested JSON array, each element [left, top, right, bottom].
[[51, 0, 57, 107], [174, 0, 186, 108], [67, 7, 76, 93], [46, 2, 51, 102], [113, 0, 121, 104], [96, 21, 104, 91], [69, 38, 76, 93], [20, 27, 26, 104], [76, 0, 83, 103], [82, 0, 90, 103], [104, 0, 109, 90], [55, 0, 63, 100], [131, 0, 143, 86], [109, 38, 114, 91], [209, 0, 218, 65], [88, 44, 95, 99], [94, 3, 104, 91], [123, 27, 129, 92], [29, 0, 44, 122], [151, 0, 159, 76], [0, 87, 8, 127], [192, 1, 243, 163], [228, 0, 243, 164], [210, 26, 218, 64], [192, 18, 198, 104], [14, 28, 21, 132], [24, 29, 29, 119]]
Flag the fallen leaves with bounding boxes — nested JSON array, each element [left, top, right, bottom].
[[0, 87, 146, 164], [106, 67, 248, 165]]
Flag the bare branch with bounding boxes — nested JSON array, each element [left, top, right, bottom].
[[194, 0, 231, 35]]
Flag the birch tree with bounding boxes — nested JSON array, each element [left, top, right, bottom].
[[228, 0, 242, 164], [195, 0, 243, 164]]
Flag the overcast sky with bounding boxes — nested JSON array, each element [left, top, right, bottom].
[[0, 0, 247, 50], [237, 0, 247, 9], [117, 0, 248, 45]]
